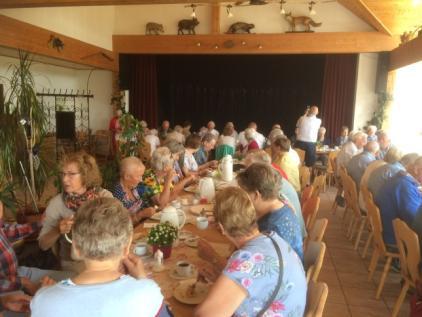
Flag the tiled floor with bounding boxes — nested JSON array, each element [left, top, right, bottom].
[[318, 188, 409, 317]]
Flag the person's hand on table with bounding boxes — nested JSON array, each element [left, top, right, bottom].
[[59, 216, 74, 234], [208, 160, 218, 169], [123, 253, 146, 279], [0, 293, 31, 312]]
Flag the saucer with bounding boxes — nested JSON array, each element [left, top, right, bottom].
[[173, 281, 209, 305], [150, 212, 162, 221], [190, 204, 214, 216], [179, 231, 195, 241], [169, 266, 198, 280], [185, 237, 199, 248]]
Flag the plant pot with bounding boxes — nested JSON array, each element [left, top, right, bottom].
[[152, 244, 172, 259]]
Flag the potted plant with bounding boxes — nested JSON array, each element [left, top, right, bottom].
[[118, 113, 144, 158], [147, 222, 178, 259]]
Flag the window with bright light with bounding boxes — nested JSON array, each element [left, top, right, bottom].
[[388, 61, 422, 155]]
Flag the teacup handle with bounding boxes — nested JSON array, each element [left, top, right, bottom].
[[64, 233, 72, 244], [178, 211, 186, 229]]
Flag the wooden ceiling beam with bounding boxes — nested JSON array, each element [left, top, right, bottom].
[[113, 32, 399, 55], [337, 0, 392, 36], [0, 0, 221, 8]]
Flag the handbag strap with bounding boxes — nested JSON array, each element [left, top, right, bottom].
[[257, 232, 284, 317]]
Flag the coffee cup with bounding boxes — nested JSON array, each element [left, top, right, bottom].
[[181, 198, 190, 206], [176, 261, 193, 277], [134, 242, 148, 256], [192, 198, 199, 205], [196, 216, 209, 230]]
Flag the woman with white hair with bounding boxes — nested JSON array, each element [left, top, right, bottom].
[[241, 128, 259, 155], [31, 198, 169, 317]]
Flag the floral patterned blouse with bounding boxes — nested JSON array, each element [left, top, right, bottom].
[[223, 233, 307, 317], [141, 169, 173, 207]]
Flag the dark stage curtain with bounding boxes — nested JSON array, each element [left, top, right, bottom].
[[155, 55, 326, 137], [126, 55, 159, 128], [320, 54, 358, 143]]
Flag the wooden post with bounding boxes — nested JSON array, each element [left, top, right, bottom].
[[211, 4, 220, 34]]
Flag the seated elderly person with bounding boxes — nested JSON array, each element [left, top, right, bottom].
[[194, 187, 307, 317], [164, 139, 186, 182], [182, 120, 192, 138], [243, 150, 306, 239], [238, 122, 266, 149], [377, 130, 392, 160], [336, 131, 367, 173], [39, 152, 112, 272], [206, 121, 219, 137], [346, 141, 379, 188], [111, 157, 158, 225], [158, 120, 172, 142], [375, 156, 422, 246], [237, 163, 303, 260], [0, 201, 72, 311], [182, 134, 216, 176], [144, 128, 160, 157], [224, 121, 238, 139], [335, 126, 349, 147], [31, 198, 167, 317], [366, 125, 378, 142], [216, 125, 236, 160], [166, 125, 185, 144], [368, 151, 418, 197], [193, 133, 218, 166], [315, 126, 330, 166], [271, 136, 300, 192], [143, 147, 193, 209], [241, 128, 260, 154]]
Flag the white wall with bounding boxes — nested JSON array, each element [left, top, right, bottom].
[[114, 2, 373, 35], [0, 55, 113, 132], [0, 7, 115, 50], [353, 53, 379, 130]]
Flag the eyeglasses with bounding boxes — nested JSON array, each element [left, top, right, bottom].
[[60, 172, 81, 178]]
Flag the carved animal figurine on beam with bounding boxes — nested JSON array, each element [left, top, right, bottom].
[[284, 12, 322, 33], [145, 22, 164, 35], [226, 22, 255, 34], [178, 18, 199, 35]]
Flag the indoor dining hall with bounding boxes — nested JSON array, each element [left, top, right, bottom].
[[0, 0, 422, 316]]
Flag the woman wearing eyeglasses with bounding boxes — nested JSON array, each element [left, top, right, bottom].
[[38, 152, 112, 273]]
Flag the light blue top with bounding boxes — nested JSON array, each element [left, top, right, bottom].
[[223, 233, 307, 317], [30, 275, 163, 317], [367, 162, 405, 196], [193, 146, 208, 166], [346, 151, 376, 187], [279, 178, 306, 238], [184, 151, 199, 172]]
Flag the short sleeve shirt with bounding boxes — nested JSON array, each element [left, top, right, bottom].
[[223, 233, 307, 317], [183, 152, 199, 172], [111, 182, 148, 214], [141, 169, 164, 207]]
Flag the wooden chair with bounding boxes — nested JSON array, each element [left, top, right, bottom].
[[305, 281, 329, 317], [365, 192, 400, 299], [311, 174, 326, 198], [391, 219, 421, 317], [304, 241, 326, 283], [337, 166, 351, 224], [331, 163, 344, 215], [360, 185, 374, 259], [301, 185, 313, 208], [305, 218, 328, 249], [303, 196, 321, 231], [299, 166, 311, 191], [326, 150, 339, 188], [294, 147, 306, 166], [93, 130, 111, 160]]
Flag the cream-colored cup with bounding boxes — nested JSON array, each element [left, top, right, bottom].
[[176, 261, 193, 277]]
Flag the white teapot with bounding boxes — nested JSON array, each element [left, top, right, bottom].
[[218, 155, 233, 182], [160, 206, 186, 229], [199, 177, 215, 202]]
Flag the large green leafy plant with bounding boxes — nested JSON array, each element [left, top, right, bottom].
[[118, 113, 144, 157], [367, 92, 393, 129]]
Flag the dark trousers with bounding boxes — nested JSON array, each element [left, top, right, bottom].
[[295, 140, 317, 167]]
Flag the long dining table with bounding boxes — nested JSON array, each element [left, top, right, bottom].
[[132, 192, 233, 317]]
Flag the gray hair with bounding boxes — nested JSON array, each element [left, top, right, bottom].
[[401, 153, 419, 168], [202, 132, 217, 143], [244, 128, 255, 141], [174, 125, 183, 133], [367, 125, 377, 133], [151, 147, 173, 171], [351, 131, 367, 143], [365, 141, 380, 154], [268, 128, 284, 143], [73, 198, 133, 261], [164, 140, 185, 154], [244, 150, 271, 167], [119, 156, 144, 178], [384, 147, 402, 164]]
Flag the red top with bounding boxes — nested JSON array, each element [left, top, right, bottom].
[[247, 140, 259, 151], [271, 163, 289, 181]]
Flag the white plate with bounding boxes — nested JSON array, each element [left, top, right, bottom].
[[169, 266, 198, 280], [179, 231, 196, 241], [150, 212, 162, 221], [185, 237, 199, 248]]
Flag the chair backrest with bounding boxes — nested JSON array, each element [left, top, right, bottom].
[[360, 160, 386, 190], [305, 281, 329, 317], [307, 218, 328, 245], [93, 130, 111, 157], [294, 148, 306, 166], [299, 166, 311, 190], [304, 241, 326, 283], [364, 190, 387, 254], [311, 174, 326, 198], [327, 151, 339, 174], [301, 185, 314, 207], [303, 196, 321, 230], [342, 172, 361, 217], [393, 219, 421, 285]]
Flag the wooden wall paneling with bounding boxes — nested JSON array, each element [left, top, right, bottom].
[[211, 4, 220, 35], [113, 32, 399, 55], [389, 35, 422, 71], [0, 14, 118, 71]]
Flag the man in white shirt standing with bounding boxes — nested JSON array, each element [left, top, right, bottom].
[[295, 105, 322, 167]]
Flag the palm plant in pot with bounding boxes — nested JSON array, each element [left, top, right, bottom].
[[0, 50, 48, 219]]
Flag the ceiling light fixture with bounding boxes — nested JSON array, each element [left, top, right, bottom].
[[226, 5, 234, 18], [190, 4, 197, 18], [279, 0, 286, 15], [308, 1, 316, 15]]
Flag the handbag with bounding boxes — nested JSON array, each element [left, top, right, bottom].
[[256, 232, 284, 317]]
